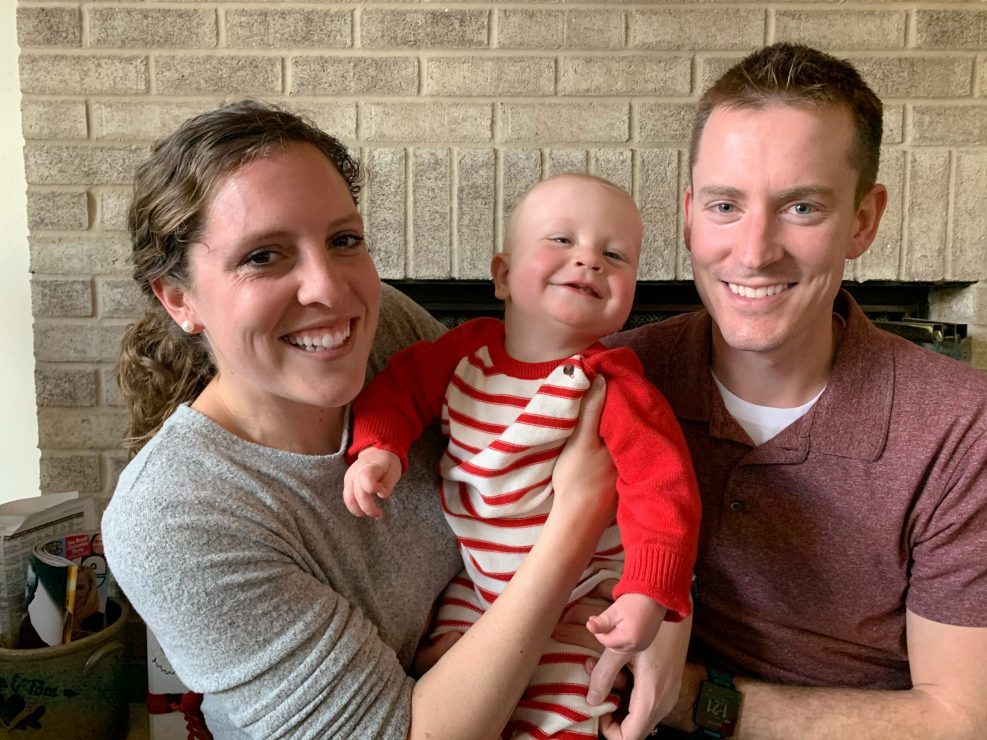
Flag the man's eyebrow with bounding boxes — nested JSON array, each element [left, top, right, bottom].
[[775, 185, 837, 202], [696, 185, 743, 200]]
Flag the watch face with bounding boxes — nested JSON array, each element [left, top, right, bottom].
[[695, 680, 741, 736]]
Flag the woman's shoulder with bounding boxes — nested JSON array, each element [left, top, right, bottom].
[[369, 284, 446, 376]]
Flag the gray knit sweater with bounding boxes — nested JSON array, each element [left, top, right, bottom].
[[103, 286, 462, 739]]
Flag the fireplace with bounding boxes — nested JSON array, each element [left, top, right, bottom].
[[387, 280, 971, 364]]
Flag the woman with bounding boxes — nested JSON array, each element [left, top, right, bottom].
[[102, 100, 623, 738]]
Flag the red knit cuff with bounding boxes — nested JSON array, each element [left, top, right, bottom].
[[613, 546, 693, 621]]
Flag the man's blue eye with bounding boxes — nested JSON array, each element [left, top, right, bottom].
[[792, 203, 814, 215], [715, 203, 735, 213]]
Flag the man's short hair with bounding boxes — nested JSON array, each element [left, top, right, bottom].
[[689, 43, 883, 205]]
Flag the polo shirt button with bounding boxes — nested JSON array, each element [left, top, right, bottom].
[[729, 499, 745, 512]]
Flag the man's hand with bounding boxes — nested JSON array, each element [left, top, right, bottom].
[[343, 447, 402, 518]]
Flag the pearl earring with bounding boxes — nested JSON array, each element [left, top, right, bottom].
[[180, 320, 195, 334]]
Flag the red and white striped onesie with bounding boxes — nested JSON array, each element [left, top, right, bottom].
[[350, 318, 700, 739]]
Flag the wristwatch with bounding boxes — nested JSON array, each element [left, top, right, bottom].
[[693, 666, 742, 738]]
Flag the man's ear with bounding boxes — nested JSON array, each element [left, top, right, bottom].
[[151, 277, 197, 328], [683, 185, 694, 253], [491, 252, 511, 301], [847, 183, 888, 260]]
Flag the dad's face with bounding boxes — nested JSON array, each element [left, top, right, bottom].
[[684, 103, 886, 362]]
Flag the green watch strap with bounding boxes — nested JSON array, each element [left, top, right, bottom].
[[693, 666, 742, 738]]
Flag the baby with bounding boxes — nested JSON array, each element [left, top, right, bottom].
[[345, 174, 700, 737]]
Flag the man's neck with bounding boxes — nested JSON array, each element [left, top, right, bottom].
[[711, 315, 845, 408]]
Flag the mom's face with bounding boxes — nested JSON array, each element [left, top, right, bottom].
[[178, 142, 380, 415]]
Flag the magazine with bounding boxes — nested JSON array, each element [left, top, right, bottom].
[[21, 530, 108, 647], [0, 493, 100, 648]]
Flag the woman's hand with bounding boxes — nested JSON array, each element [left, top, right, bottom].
[[552, 376, 618, 527], [596, 613, 693, 740]]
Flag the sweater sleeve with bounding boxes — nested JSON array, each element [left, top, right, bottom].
[[349, 317, 502, 471], [592, 346, 701, 621]]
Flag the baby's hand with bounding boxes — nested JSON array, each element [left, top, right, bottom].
[[587, 592, 666, 653], [343, 448, 402, 519]]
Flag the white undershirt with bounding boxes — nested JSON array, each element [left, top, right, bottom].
[[712, 375, 824, 446]]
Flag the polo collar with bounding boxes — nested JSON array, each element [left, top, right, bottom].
[[663, 290, 893, 462]]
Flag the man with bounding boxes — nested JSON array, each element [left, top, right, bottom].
[[606, 43, 987, 738]]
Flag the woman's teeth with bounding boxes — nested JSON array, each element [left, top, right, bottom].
[[285, 325, 350, 352]]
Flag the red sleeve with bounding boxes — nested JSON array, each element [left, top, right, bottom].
[[348, 318, 503, 471], [590, 346, 701, 621]]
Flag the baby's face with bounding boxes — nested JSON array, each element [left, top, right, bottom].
[[494, 176, 643, 350]]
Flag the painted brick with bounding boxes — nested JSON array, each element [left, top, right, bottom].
[[292, 57, 416, 97], [548, 149, 588, 176], [35, 368, 97, 407], [904, 150, 949, 281], [19, 55, 147, 95], [699, 56, 745, 94], [636, 149, 679, 280], [24, 144, 152, 187], [365, 148, 406, 280], [774, 10, 906, 50], [27, 190, 89, 231], [292, 102, 358, 142], [636, 102, 695, 145], [500, 149, 542, 248], [410, 149, 452, 278], [855, 149, 904, 281], [99, 278, 145, 319], [912, 106, 987, 146], [38, 408, 127, 450], [17, 7, 81, 48], [563, 11, 625, 50], [360, 103, 491, 143], [90, 8, 217, 49], [104, 455, 130, 495], [849, 56, 972, 98], [560, 55, 691, 97], [34, 323, 127, 363], [425, 56, 554, 97], [91, 101, 218, 141], [630, 9, 764, 51], [590, 149, 633, 194], [100, 368, 125, 408], [226, 9, 351, 49], [30, 235, 132, 276], [21, 100, 87, 140], [156, 55, 280, 96], [40, 455, 101, 494], [915, 10, 987, 50], [32, 278, 93, 318], [496, 9, 623, 50], [361, 9, 487, 49], [500, 103, 628, 144], [883, 105, 904, 145], [952, 152, 987, 281], [99, 190, 132, 232], [455, 148, 496, 279], [676, 163, 691, 281]]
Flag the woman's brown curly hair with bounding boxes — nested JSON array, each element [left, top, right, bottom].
[[117, 100, 362, 453]]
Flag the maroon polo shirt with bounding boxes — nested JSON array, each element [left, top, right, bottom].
[[607, 290, 987, 689]]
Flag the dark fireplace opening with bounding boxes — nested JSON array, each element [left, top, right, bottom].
[[387, 280, 971, 363]]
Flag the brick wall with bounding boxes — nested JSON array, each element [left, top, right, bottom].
[[17, 1, 987, 496]]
